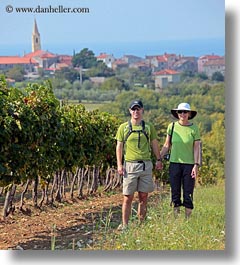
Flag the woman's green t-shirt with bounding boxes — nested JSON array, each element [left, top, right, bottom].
[[168, 121, 200, 164]]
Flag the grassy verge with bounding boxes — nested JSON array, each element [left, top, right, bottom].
[[64, 99, 107, 111], [92, 183, 225, 250]]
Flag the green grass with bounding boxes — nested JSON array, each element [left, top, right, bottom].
[[93, 183, 225, 250], [81, 102, 105, 111], [64, 100, 106, 111]]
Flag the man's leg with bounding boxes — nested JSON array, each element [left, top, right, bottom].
[[138, 191, 148, 222], [122, 194, 134, 225]]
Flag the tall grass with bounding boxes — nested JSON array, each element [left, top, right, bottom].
[[94, 183, 225, 250]]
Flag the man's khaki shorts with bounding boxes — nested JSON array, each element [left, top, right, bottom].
[[123, 160, 154, 195]]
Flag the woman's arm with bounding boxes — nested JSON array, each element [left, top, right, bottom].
[[193, 140, 201, 165], [160, 134, 172, 159], [191, 140, 201, 178]]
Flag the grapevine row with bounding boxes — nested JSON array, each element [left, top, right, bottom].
[[0, 77, 121, 218]]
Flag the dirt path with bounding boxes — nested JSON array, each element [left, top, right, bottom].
[[0, 191, 127, 250]]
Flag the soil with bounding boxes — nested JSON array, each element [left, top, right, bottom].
[[0, 189, 143, 250]]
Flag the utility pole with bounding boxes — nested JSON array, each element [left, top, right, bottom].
[[79, 66, 82, 85]]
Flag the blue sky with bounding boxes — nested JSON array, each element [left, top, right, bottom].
[[0, 0, 225, 46]]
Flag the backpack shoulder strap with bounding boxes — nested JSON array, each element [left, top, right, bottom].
[[124, 120, 132, 143], [170, 122, 175, 145], [141, 120, 149, 142], [123, 120, 150, 144]]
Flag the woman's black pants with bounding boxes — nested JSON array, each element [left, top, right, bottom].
[[169, 163, 195, 209]]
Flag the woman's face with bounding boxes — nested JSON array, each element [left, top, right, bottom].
[[177, 110, 190, 121]]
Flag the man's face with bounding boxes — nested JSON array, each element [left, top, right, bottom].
[[130, 106, 143, 119]]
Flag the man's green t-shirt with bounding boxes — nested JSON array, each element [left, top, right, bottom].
[[168, 121, 200, 164], [115, 121, 157, 161]]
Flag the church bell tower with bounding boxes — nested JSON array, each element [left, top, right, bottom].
[[32, 19, 41, 52]]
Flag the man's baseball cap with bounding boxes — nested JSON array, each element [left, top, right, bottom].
[[129, 100, 143, 109]]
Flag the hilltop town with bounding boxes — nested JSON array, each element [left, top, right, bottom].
[[0, 19, 225, 90]]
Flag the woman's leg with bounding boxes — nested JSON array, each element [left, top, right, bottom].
[[169, 163, 182, 207]]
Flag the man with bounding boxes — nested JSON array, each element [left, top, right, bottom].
[[115, 100, 163, 230]]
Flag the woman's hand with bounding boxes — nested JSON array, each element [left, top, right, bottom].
[[191, 164, 198, 178]]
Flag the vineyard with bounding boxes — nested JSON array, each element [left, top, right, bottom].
[[0, 75, 225, 249], [0, 77, 122, 220]]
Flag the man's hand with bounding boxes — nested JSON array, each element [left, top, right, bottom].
[[155, 160, 163, 170]]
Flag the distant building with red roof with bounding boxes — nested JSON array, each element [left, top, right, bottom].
[[153, 69, 181, 90], [122, 55, 143, 64], [146, 53, 178, 71], [96, 53, 115, 68], [197, 54, 222, 73], [172, 56, 198, 74], [58, 55, 73, 67], [0, 56, 38, 72], [129, 61, 150, 71], [24, 50, 58, 68], [112, 59, 128, 70], [202, 57, 225, 77]]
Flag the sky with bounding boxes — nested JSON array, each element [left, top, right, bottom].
[[0, 0, 225, 52]]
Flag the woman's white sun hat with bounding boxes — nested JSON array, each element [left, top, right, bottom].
[[171, 102, 197, 120]]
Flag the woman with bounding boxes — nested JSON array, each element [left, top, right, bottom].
[[160, 103, 201, 218]]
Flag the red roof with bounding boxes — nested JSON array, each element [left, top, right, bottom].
[[157, 56, 167, 62], [163, 53, 177, 58], [0, 56, 37, 64], [113, 59, 128, 65], [58, 55, 72, 66], [204, 58, 225, 66], [133, 61, 148, 67], [154, 69, 180, 75], [24, 50, 44, 58], [24, 50, 56, 59], [97, 53, 109, 59], [199, 55, 221, 60]]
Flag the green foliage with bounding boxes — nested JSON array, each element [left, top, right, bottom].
[[212, 71, 224, 82], [0, 79, 61, 185], [100, 77, 129, 92], [6, 66, 25, 82], [55, 68, 79, 84], [196, 72, 208, 80], [198, 114, 225, 184], [85, 62, 114, 78], [72, 48, 98, 68], [115, 68, 153, 88], [0, 77, 120, 186]]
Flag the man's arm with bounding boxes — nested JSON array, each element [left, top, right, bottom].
[[151, 139, 163, 170], [116, 140, 124, 175]]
